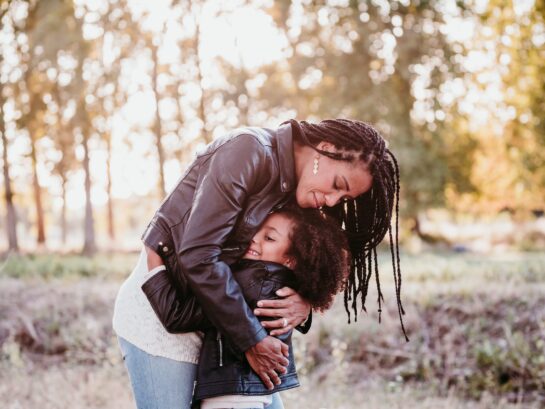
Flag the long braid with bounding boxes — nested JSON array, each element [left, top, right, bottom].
[[287, 118, 408, 341], [389, 150, 409, 340]]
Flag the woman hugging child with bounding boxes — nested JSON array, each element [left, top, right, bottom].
[[143, 205, 350, 409]]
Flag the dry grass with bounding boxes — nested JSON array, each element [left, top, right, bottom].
[[1, 251, 544, 408]]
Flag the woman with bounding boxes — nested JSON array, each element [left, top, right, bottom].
[[113, 119, 405, 409]]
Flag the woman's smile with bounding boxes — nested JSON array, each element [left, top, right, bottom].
[[312, 192, 323, 209]]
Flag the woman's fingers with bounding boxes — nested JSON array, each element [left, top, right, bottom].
[[280, 341, 290, 358], [257, 299, 290, 309], [270, 325, 292, 337], [244, 336, 289, 390], [261, 317, 290, 329], [268, 369, 281, 386], [254, 306, 288, 318], [275, 286, 296, 296], [256, 289, 312, 335], [261, 318, 294, 336], [257, 372, 274, 390]]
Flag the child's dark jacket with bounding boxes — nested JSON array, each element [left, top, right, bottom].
[[194, 259, 300, 400]]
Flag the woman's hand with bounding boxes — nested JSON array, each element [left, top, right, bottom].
[[254, 287, 312, 336], [245, 336, 289, 390]]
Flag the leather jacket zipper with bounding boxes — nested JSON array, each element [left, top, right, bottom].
[[222, 246, 241, 252], [217, 332, 223, 367]]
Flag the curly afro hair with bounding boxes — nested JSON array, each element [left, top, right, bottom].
[[274, 205, 350, 312]]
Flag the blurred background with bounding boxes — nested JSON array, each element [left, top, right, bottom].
[[1, 0, 544, 408]]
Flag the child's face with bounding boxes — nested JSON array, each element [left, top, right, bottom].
[[243, 213, 294, 267]]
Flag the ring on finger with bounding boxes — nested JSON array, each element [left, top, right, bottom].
[[282, 318, 288, 327]]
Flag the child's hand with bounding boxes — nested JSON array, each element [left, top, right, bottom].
[[254, 287, 311, 336]]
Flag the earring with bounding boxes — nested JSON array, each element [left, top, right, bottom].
[[313, 157, 319, 175]]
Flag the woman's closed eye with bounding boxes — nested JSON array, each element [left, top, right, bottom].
[[334, 177, 352, 201], [333, 177, 347, 193], [265, 235, 275, 242]]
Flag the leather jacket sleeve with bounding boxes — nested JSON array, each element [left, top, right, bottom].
[[141, 262, 312, 335], [141, 269, 211, 333], [174, 135, 272, 352]]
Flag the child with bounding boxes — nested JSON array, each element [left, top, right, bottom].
[[142, 205, 350, 408]]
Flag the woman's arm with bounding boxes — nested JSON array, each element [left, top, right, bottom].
[[173, 135, 269, 349], [141, 262, 211, 333], [157, 135, 289, 386]]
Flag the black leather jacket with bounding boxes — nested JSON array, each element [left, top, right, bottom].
[[193, 259, 300, 402], [140, 124, 298, 352]]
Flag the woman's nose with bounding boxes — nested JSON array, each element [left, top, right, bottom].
[[324, 192, 343, 207]]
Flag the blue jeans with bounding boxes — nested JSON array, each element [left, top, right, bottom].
[[118, 337, 284, 409]]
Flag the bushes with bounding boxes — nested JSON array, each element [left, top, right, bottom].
[[300, 293, 545, 404], [0, 253, 137, 280]]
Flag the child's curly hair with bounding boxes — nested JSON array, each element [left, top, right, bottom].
[[275, 205, 351, 312]]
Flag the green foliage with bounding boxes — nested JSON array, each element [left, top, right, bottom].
[[468, 329, 545, 399], [0, 252, 136, 280], [475, 0, 545, 209], [254, 1, 468, 217]]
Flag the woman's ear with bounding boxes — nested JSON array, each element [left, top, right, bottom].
[[316, 141, 335, 153], [283, 257, 295, 268]]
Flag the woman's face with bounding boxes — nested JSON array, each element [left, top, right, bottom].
[[243, 213, 294, 266], [295, 142, 373, 209]]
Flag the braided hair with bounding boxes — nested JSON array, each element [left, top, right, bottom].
[[273, 205, 350, 313], [287, 118, 408, 341]]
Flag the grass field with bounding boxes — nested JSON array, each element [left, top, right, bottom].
[[1, 250, 544, 409]]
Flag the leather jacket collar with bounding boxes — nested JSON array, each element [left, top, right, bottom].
[[276, 122, 296, 193]]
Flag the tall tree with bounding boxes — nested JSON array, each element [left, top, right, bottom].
[[481, 0, 545, 210], [0, 0, 19, 253], [50, 81, 76, 245], [19, 2, 48, 247], [261, 1, 465, 223], [74, 47, 97, 256], [93, 0, 139, 241], [148, 36, 168, 198], [194, 11, 211, 143]]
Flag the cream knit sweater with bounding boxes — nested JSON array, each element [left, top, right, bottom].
[[112, 249, 203, 363]]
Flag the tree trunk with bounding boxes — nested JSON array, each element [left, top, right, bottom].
[[151, 42, 167, 198], [1, 96, 19, 252], [29, 132, 46, 246], [60, 173, 67, 245], [233, 32, 250, 126], [81, 129, 97, 256], [105, 133, 115, 241], [195, 19, 211, 144]]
